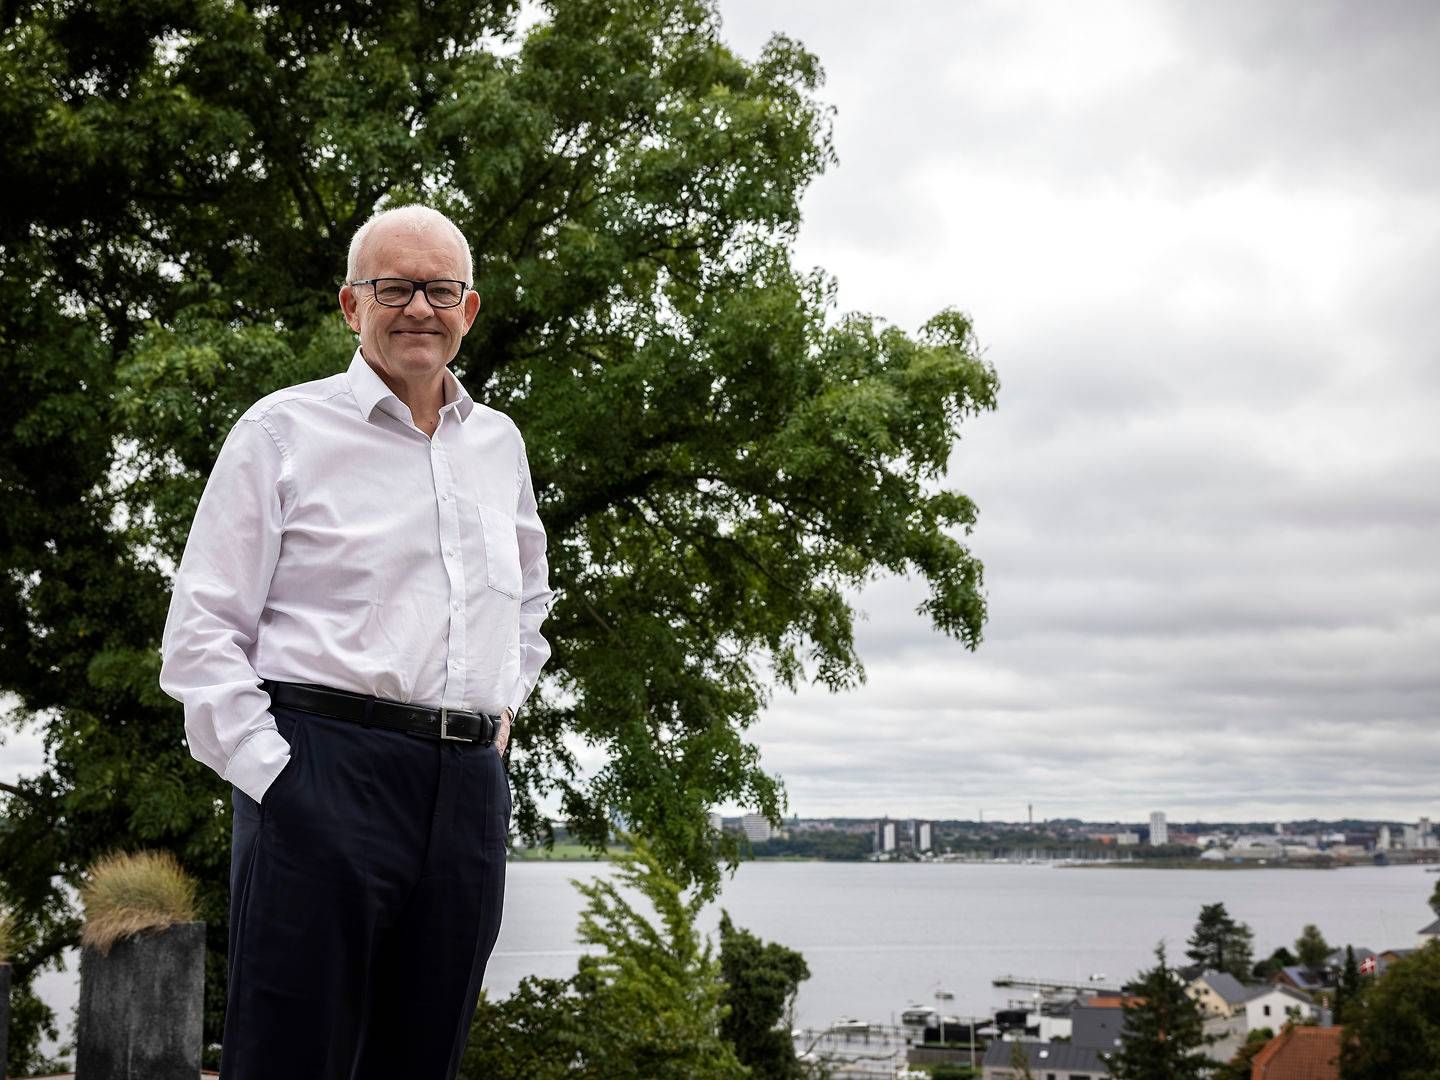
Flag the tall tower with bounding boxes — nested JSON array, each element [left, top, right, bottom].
[[1149, 811, 1168, 846]]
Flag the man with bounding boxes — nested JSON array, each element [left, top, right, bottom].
[[160, 204, 553, 1080]]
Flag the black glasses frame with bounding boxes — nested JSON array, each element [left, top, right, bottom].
[[349, 277, 471, 309]]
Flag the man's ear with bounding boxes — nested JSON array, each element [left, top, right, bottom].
[[461, 288, 481, 333], [338, 284, 361, 332]]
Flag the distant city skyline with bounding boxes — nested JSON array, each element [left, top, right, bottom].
[[735, 812, 1437, 829]]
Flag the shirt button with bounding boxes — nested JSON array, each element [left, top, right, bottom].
[[453, 601, 462, 611], [447, 548, 456, 556], [441, 493, 450, 502]]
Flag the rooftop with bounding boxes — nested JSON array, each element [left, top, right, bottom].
[[1251, 1025, 1343, 1080]]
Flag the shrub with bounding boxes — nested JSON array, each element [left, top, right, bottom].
[[0, 905, 13, 962], [79, 850, 198, 955]]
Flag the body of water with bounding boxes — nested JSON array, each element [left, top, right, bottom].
[[489, 860, 1436, 1031], [32, 860, 1435, 1053]]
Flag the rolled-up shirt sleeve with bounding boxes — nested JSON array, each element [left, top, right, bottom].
[[508, 437, 554, 717], [160, 416, 291, 804]]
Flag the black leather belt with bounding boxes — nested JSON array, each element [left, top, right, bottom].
[[262, 680, 500, 745]]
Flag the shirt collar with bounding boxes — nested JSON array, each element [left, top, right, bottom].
[[346, 349, 475, 425]]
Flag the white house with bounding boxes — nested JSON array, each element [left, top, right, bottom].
[[1243, 985, 1316, 1031]]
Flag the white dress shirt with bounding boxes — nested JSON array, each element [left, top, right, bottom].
[[160, 350, 554, 804]]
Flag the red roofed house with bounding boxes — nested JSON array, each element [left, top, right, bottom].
[[1250, 1025, 1342, 1080]]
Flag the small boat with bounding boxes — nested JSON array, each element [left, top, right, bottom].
[[829, 1016, 870, 1034], [935, 988, 955, 1000], [902, 1004, 938, 1025]]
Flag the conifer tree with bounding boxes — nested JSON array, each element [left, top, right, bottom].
[[1334, 944, 1361, 1023], [460, 836, 747, 1080], [1185, 902, 1255, 982], [1110, 944, 1212, 1080]]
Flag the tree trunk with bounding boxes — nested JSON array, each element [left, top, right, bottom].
[[1, 961, 11, 1080], [75, 922, 205, 1080]]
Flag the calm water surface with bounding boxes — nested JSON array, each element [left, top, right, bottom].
[[488, 861, 1436, 1030]]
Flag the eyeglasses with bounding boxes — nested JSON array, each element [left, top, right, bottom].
[[349, 278, 470, 309]]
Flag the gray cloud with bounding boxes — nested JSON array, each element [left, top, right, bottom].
[[707, 0, 1440, 820]]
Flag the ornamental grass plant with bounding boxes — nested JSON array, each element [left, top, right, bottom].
[[79, 849, 198, 956]]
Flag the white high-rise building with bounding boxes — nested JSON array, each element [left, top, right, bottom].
[[1377, 825, 1392, 851], [741, 813, 773, 842], [1149, 812, 1168, 847], [707, 812, 723, 832], [916, 821, 933, 852], [876, 819, 897, 852]]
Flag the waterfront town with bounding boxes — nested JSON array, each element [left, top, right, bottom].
[[789, 909, 1440, 1080], [728, 810, 1439, 1079], [714, 811, 1440, 867]]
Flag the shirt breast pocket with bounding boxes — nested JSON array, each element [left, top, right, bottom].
[[477, 504, 523, 599]]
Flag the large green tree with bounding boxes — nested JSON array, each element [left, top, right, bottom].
[[1185, 901, 1255, 983], [1110, 945, 1212, 1080], [0, 0, 994, 1070], [1340, 942, 1440, 1080]]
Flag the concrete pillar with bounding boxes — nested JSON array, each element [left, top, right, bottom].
[[75, 921, 205, 1080]]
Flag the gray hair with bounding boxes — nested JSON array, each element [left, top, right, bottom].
[[346, 204, 474, 285]]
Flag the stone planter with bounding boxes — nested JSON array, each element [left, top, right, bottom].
[[75, 921, 205, 1080], [1, 960, 10, 1080]]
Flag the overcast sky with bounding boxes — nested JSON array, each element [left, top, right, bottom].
[[3, 2, 1435, 826], [700, 0, 1440, 823]]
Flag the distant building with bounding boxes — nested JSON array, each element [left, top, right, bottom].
[[915, 820, 933, 852], [1243, 985, 1316, 1029], [1070, 999, 1139, 1051], [1377, 824, 1392, 851], [876, 819, 897, 852], [741, 813, 773, 842], [1418, 817, 1436, 850], [1186, 971, 1251, 1018], [1115, 831, 1139, 846], [980, 1039, 1110, 1080], [707, 811, 723, 832], [1149, 811, 1168, 846]]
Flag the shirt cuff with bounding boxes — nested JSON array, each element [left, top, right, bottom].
[[222, 726, 292, 805]]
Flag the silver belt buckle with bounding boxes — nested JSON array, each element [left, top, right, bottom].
[[438, 706, 469, 741]]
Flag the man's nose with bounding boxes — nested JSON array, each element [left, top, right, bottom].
[[402, 288, 437, 317]]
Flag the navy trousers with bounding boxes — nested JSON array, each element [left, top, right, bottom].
[[221, 704, 510, 1080]]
